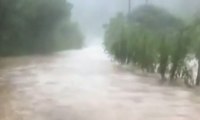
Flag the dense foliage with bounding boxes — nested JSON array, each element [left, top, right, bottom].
[[0, 0, 83, 56], [104, 4, 200, 86]]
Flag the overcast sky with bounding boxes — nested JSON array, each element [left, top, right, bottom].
[[68, 0, 200, 39]]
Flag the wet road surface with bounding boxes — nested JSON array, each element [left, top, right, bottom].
[[0, 45, 200, 120]]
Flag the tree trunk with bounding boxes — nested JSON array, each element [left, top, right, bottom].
[[196, 59, 200, 86], [170, 62, 178, 82]]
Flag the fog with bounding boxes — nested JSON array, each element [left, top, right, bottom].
[[1, 1, 200, 119], [69, 0, 145, 40], [69, 0, 200, 44]]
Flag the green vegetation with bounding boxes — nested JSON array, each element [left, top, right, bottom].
[[189, 17, 200, 85], [104, 4, 200, 87], [0, 0, 83, 56]]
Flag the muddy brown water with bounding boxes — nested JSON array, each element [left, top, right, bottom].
[[0, 45, 200, 120]]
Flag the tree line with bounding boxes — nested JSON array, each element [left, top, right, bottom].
[[0, 0, 83, 56], [104, 4, 200, 87]]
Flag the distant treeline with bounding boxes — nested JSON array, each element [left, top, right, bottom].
[[0, 0, 83, 56], [104, 5, 200, 87]]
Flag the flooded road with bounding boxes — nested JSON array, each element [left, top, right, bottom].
[[0, 45, 200, 120]]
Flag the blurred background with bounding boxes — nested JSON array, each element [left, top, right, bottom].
[[0, 0, 200, 120]]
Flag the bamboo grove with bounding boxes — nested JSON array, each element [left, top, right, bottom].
[[104, 5, 200, 87]]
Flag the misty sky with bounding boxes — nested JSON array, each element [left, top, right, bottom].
[[68, 0, 145, 38], [68, 0, 200, 39]]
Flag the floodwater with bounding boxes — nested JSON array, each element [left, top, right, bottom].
[[0, 45, 200, 120]]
